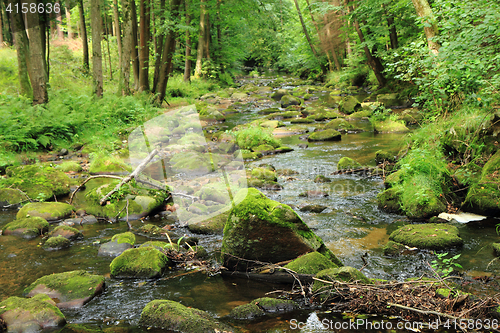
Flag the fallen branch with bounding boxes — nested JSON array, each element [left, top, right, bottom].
[[387, 302, 461, 321], [69, 175, 123, 204]]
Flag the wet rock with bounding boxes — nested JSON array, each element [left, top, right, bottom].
[[2, 217, 49, 239], [61, 215, 99, 226], [338, 96, 362, 114], [17, 202, 74, 222], [323, 118, 360, 133], [280, 94, 301, 108], [98, 231, 136, 257], [314, 175, 331, 183], [493, 243, 500, 257], [372, 119, 409, 133], [0, 164, 71, 201], [188, 210, 229, 234], [382, 240, 407, 256], [377, 187, 403, 213], [299, 205, 327, 213], [228, 297, 298, 320], [337, 157, 362, 171], [88, 154, 132, 174], [375, 150, 396, 164], [284, 252, 337, 274], [346, 110, 372, 119], [139, 300, 232, 332], [377, 93, 404, 107], [0, 294, 66, 332], [44, 235, 71, 250], [0, 188, 26, 209], [297, 143, 308, 149], [221, 188, 342, 271], [23, 270, 105, 309], [389, 223, 463, 250], [110, 247, 170, 278], [312, 267, 371, 297], [307, 129, 341, 142], [299, 190, 329, 197]]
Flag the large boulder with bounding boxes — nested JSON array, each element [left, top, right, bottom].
[[338, 95, 362, 114], [0, 188, 26, 209], [280, 94, 301, 108], [23, 270, 105, 309], [389, 223, 463, 250], [284, 252, 337, 275], [221, 188, 342, 271], [2, 217, 49, 239], [0, 294, 66, 332], [307, 129, 341, 142], [49, 225, 83, 240], [110, 247, 170, 278], [0, 164, 71, 201], [139, 300, 232, 332], [17, 202, 74, 221]]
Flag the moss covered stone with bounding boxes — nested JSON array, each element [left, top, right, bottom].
[[375, 150, 396, 164], [492, 243, 500, 257], [50, 225, 83, 240], [400, 175, 447, 219], [221, 188, 342, 271], [289, 117, 315, 124], [308, 129, 341, 142], [389, 223, 463, 250], [228, 297, 298, 320], [324, 118, 357, 133], [17, 202, 74, 221], [251, 167, 277, 181], [188, 210, 229, 234], [139, 300, 232, 332], [0, 164, 71, 201], [56, 161, 83, 173], [337, 157, 362, 171], [372, 119, 409, 133], [377, 187, 403, 213], [88, 154, 132, 174], [0, 294, 66, 331], [382, 240, 406, 256], [44, 235, 71, 250], [0, 188, 26, 208], [284, 252, 337, 274], [2, 216, 49, 239], [314, 175, 331, 183], [339, 96, 361, 114], [111, 232, 136, 245], [23, 270, 105, 309], [376, 93, 404, 107], [280, 94, 301, 108], [110, 247, 170, 278], [346, 110, 372, 119]]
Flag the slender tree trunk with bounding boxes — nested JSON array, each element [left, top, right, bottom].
[[204, 12, 209, 59], [138, 0, 150, 92], [1, 1, 12, 45], [411, 0, 439, 54], [183, 0, 191, 81], [26, 0, 48, 104], [152, 0, 165, 91], [65, 1, 73, 39], [119, 0, 133, 95], [78, 0, 89, 72], [10, 6, 31, 97], [0, 9, 3, 47], [104, 13, 113, 79], [56, 1, 64, 39], [130, 0, 140, 89], [386, 15, 397, 49], [90, 0, 103, 97], [156, 0, 182, 103], [112, 0, 122, 65], [194, 0, 206, 78]]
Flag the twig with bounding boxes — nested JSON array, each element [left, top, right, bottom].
[[386, 302, 462, 320], [126, 199, 131, 230]]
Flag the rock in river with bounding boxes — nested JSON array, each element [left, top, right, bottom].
[[389, 223, 463, 250], [98, 231, 136, 257], [17, 202, 74, 222], [110, 247, 170, 278], [2, 217, 49, 239]]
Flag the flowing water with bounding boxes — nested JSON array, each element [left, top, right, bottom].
[[1, 75, 499, 333]]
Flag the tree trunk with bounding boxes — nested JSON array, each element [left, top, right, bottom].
[[155, 0, 182, 103], [56, 1, 64, 39], [194, 0, 206, 78], [183, 0, 191, 81], [119, 0, 133, 95], [130, 0, 140, 90], [411, 0, 439, 54], [152, 0, 165, 91], [138, 0, 150, 92], [78, 0, 89, 72], [386, 15, 398, 49], [204, 12, 209, 59], [112, 0, 122, 65], [65, 1, 73, 39], [104, 13, 113, 80], [353, 19, 385, 86], [26, 0, 48, 104], [10, 5, 31, 97], [90, 0, 103, 97], [1, 1, 12, 45]]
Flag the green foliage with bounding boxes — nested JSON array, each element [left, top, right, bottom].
[[232, 126, 281, 150], [430, 252, 462, 277]]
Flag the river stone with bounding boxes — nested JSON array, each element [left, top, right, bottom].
[[375, 150, 396, 164], [299, 205, 327, 213], [23, 270, 105, 309], [323, 118, 357, 133], [298, 190, 329, 198], [312, 267, 371, 297], [231, 92, 248, 100], [229, 297, 298, 320], [98, 241, 133, 257], [17, 202, 74, 222], [188, 210, 229, 234], [139, 300, 232, 332], [284, 252, 337, 275], [2, 217, 49, 239], [372, 119, 409, 133], [221, 188, 342, 271], [44, 235, 71, 250], [346, 110, 372, 119], [280, 94, 300, 108], [88, 154, 132, 174], [110, 247, 170, 278], [314, 175, 331, 183], [337, 157, 362, 171], [389, 223, 463, 250], [377, 93, 404, 107], [0, 294, 66, 332], [0, 164, 71, 201], [308, 129, 341, 141], [0, 188, 26, 208], [50, 225, 83, 240], [339, 95, 361, 114]]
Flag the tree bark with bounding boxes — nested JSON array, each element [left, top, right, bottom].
[[90, 0, 103, 97], [386, 14, 398, 49], [138, 0, 150, 92], [56, 1, 64, 39], [112, 0, 122, 65], [78, 0, 89, 72], [1, 1, 12, 45], [0, 8, 3, 46], [130, 0, 140, 89], [104, 13, 113, 80], [183, 0, 191, 81], [194, 0, 206, 78], [10, 3, 31, 97], [411, 0, 439, 55], [65, 1, 73, 39], [152, 0, 165, 91], [26, 0, 48, 104], [204, 12, 209, 59], [119, 0, 133, 95]]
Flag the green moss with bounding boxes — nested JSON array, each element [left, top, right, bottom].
[[44, 235, 71, 249], [110, 247, 170, 278], [0, 188, 26, 206], [308, 129, 341, 141], [382, 240, 406, 256], [375, 150, 396, 164], [314, 175, 331, 183], [252, 144, 275, 152], [2, 216, 49, 239], [139, 300, 231, 332], [229, 303, 264, 320], [324, 118, 354, 132], [280, 94, 300, 108], [312, 267, 371, 296], [228, 297, 298, 320], [50, 225, 83, 240], [492, 243, 500, 257], [339, 95, 361, 114], [111, 232, 136, 245], [389, 223, 463, 250], [337, 157, 362, 171], [56, 161, 83, 172], [435, 288, 451, 298], [346, 110, 372, 119], [260, 120, 284, 128], [258, 107, 281, 114], [384, 169, 404, 187], [376, 93, 404, 107], [400, 174, 446, 219], [289, 117, 315, 124], [371, 119, 409, 133], [88, 153, 132, 174], [23, 270, 105, 302], [284, 252, 337, 274], [251, 167, 277, 181], [17, 202, 74, 221], [188, 210, 229, 234], [140, 241, 170, 250]]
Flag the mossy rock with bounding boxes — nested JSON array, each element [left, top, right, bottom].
[[260, 120, 284, 128], [289, 117, 314, 124], [312, 267, 371, 296], [324, 118, 357, 133], [389, 223, 463, 250], [463, 150, 500, 215], [492, 243, 500, 257], [377, 93, 404, 107], [400, 175, 447, 219], [384, 170, 404, 188], [241, 151, 263, 161], [372, 119, 409, 133], [189, 203, 209, 215], [139, 300, 232, 332], [88, 154, 132, 174], [188, 210, 229, 234], [221, 188, 342, 271], [49, 225, 83, 240], [382, 240, 406, 256], [258, 107, 281, 115], [110, 247, 170, 278], [284, 252, 337, 274], [314, 175, 331, 183], [337, 157, 362, 171], [308, 129, 341, 142], [346, 110, 372, 119], [299, 205, 327, 213], [44, 235, 71, 250], [252, 144, 275, 153], [375, 150, 396, 164], [245, 177, 283, 191], [0, 294, 66, 331], [280, 94, 301, 108], [277, 169, 299, 176], [0, 188, 26, 208], [198, 185, 229, 204], [377, 187, 403, 213], [23, 270, 105, 309], [339, 96, 361, 114], [228, 297, 298, 320], [0, 164, 71, 201], [2, 217, 49, 239], [55, 161, 83, 173], [111, 231, 136, 245], [17, 202, 74, 221], [251, 167, 277, 181]]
